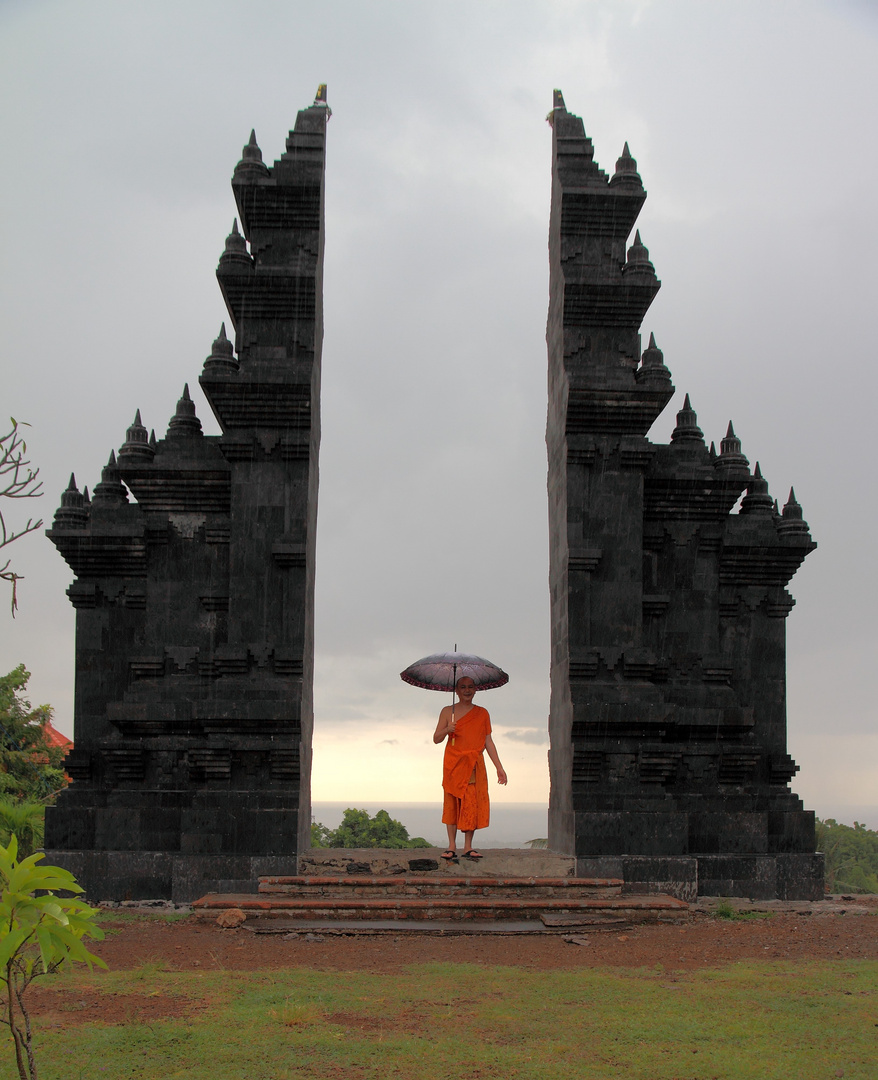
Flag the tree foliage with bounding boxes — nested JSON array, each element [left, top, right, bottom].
[[0, 420, 43, 617], [0, 837, 105, 1079], [0, 667, 68, 806], [311, 808, 430, 849], [816, 818, 878, 894]]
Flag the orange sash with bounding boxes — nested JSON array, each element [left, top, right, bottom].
[[442, 705, 491, 798]]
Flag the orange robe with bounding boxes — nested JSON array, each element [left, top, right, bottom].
[[441, 704, 491, 832]]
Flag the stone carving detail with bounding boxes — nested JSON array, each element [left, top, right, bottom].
[[44, 88, 330, 902], [545, 91, 821, 899]]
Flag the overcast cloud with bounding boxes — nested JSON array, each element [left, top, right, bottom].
[[1, 0, 876, 820]]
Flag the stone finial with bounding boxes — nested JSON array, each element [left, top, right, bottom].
[[610, 141, 643, 188], [547, 89, 567, 126], [739, 462, 774, 515], [623, 230, 656, 277], [166, 384, 203, 439], [149, 429, 157, 451], [203, 322, 239, 375], [635, 331, 672, 386], [714, 420, 749, 472], [777, 487, 811, 537], [234, 129, 269, 180], [219, 219, 252, 268], [91, 451, 129, 506], [670, 393, 704, 445], [312, 84, 331, 119], [52, 473, 88, 528], [118, 409, 155, 463]]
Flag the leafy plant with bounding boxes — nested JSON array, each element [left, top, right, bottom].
[[816, 818, 878, 894], [0, 666, 68, 805], [310, 808, 431, 849], [0, 836, 105, 1080], [0, 800, 44, 861]]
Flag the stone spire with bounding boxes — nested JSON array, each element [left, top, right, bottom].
[[623, 230, 656, 279], [610, 142, 643, 189], [52, 474, 88, 528], [739, 462, 775, 515], [777, 487, 811, 537], [202, 323, 239, 375], [90, 451, 128, 506], [233, 129, 269, 181], [218, 219, 252, 268], [670, 393, 704, 444], [118, 409, 155, 463], [166, 384, 203, 439], [714, 420, 750, 472], [635, 331, 673, 387]]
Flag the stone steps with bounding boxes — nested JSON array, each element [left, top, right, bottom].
[[257, 874, 622, 900], [193, 875, 689, 925]]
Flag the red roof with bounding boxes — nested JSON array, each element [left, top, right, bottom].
[[42, 722, 73, 752]]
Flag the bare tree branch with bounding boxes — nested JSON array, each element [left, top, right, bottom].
[[0, 420, 43, 617]]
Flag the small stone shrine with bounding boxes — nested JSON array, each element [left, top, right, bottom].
[[545, 91, 822, 899], [44, 88, 330, 901]]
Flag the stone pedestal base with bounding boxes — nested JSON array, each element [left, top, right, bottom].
[[41, 851, 300, 904], [576, 852, 824, 902]]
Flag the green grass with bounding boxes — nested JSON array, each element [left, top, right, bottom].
[[713, 899, 775, 921], [4, 960, 876, 1079]]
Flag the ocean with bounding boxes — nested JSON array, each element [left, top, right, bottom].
[[311, 801, 548, 848]]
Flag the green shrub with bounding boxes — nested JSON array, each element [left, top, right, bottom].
[[0, 836, 105, 1079], [816, 818, 878, 894], [311, 808, 431, 849]]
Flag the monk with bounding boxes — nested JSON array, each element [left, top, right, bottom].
[[433, 675, 507, 860]]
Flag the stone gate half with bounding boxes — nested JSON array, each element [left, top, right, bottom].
[[545, 91, 822, 900], [44, 88, 330, 902]]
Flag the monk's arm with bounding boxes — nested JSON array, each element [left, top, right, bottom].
[[433, 707, 454, 744], [484, 733, 507, 785]]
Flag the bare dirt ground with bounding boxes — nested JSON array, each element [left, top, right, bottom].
[[27, 899, 878, 1027]]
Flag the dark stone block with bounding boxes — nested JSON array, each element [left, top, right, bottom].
[[689, 813, 768, 854], [621, 856, 698, 904], [776, 853, 825, 901], [768, 810, 816, 853], [696, 855, 779, 900], [408, 859, 439, 872], [574, 812, 688, 857]]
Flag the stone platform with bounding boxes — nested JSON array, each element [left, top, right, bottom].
[[192, 848, 689, 928]]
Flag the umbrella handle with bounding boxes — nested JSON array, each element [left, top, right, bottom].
[[451, 659, 457, 745]]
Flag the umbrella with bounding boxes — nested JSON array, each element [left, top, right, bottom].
[[400, 648, 508, 746], [399, 650, 509, 692]]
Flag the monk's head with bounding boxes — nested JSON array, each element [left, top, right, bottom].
[[456, 676, 476, 701]]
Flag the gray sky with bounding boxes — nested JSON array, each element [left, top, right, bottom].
[[1, 0, 876, 821]]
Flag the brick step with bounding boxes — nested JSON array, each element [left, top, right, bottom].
[[257, 875, 623, 900], [193, 892, 688, 924]]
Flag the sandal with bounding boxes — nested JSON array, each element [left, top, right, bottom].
[[440, 849, 458, 861], [462, 850, 483, 860]]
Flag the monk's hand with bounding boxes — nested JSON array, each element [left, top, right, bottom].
[[497, 767, 508, 786]]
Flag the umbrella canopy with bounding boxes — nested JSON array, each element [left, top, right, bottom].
[[400, 651, 509, 692]]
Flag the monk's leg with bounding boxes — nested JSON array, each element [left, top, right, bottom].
[[445, 821, 458, 851], [462, 829, 475, 853]]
